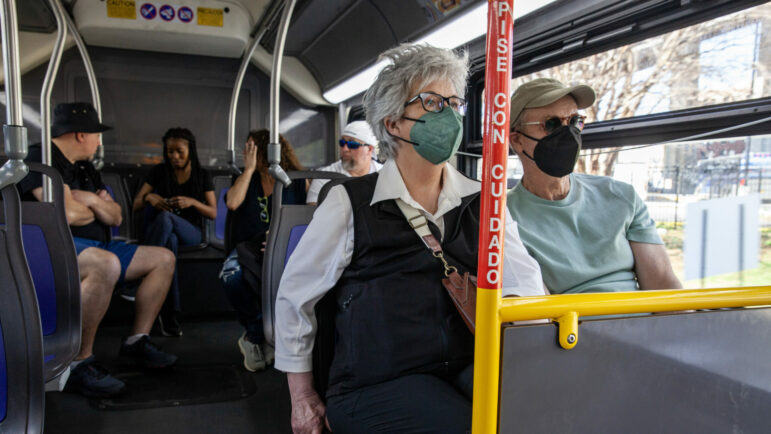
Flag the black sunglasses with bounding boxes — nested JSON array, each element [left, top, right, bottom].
[[339, 139, 367, 150], [405, 92, 467, 116], [520, 114, 586, 135]]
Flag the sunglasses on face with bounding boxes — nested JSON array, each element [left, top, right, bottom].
[[520, 114, 586, 135], [339, 139, 367, 150], [404, 92, 467, 116]]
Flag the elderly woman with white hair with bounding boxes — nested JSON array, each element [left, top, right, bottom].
[[274, 43, 543, 433]]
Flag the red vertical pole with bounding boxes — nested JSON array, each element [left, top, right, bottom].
[[472, 1, 514, 433]]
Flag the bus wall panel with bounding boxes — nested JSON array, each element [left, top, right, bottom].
[[499, 308, 771, 433]]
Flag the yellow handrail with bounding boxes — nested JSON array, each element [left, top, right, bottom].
[[500, 286, 771, 322], [471, 286, 771, 434]]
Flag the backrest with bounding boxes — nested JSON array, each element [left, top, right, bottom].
[[0, 185, 45, 434], [261, 170, 347, 347], [101, 172, 132, 240], [210, 176, 231, 251], [498, 308, 771, 432], [0, 163, 81, 382]]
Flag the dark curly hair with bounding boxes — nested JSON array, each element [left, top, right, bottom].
[[248, 129, 304, 172], [161, 127, 202, 195]]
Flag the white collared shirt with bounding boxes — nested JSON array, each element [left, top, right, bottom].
[[275, 159, 543, 373]]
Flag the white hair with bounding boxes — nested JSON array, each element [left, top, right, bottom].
[[363, 43, 469, 160]]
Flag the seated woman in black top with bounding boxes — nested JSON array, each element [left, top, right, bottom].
[[219, 129, 305, 372], [133, 127, 216, 336]]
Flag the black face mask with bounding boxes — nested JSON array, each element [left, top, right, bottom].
[[519, 125, 582, 178]]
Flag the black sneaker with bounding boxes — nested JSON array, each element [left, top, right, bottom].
[[65, 356, 125, 398], [158, 312, 182, 337], [119, 335, 178, 369]]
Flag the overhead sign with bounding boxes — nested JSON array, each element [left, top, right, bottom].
[[140, 3, 156, 20], [106, 0, 137, 19], [159, 4, 175, 21], [178, 6, 194, 23], [197, 7, 224, 27]]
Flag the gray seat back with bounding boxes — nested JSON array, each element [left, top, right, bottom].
[[0, 163, 81, 382], [261, 170, 347, 347], [499, 308, 771, 432], [0, 185, 45, 434], [101, 172, 133, 240]]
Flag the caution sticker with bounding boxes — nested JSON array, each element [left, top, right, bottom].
[[197, 7, 223, 27], [106, 0, 137, 19]]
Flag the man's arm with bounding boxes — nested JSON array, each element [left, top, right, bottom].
[[630, 241, 682, 290], [31, 186, 95, 226], [70, 189, 123, 227]]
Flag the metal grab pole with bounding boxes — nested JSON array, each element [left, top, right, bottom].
[[40, 0, 68, 202], [472, 2, 515, 434], [227, 27, 270, 174], [62, 3, 105, 170], [0, 0, 29, 190], [267, 0, 297, 187]]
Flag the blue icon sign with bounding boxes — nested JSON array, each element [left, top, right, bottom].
[[178, 6, 193, 23], [140, 3, 156, 20], [159, 4, 175, 21]]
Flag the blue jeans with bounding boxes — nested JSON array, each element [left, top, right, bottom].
[[220, 249, 264, 344], [145, 211, 202, 312]]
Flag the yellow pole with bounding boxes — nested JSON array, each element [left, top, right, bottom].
[[472, 288, 502, 434]]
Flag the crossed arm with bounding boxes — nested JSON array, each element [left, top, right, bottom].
[[31, 185, 122, 227]]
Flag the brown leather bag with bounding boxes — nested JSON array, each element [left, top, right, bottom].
[[396, 198, 478, 334], [442, 271, 477, 334]]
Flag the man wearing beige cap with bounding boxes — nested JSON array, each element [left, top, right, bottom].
[[507, 78, 681, 294]]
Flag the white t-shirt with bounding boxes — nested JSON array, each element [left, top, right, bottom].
[[305, 159, 383, 203]]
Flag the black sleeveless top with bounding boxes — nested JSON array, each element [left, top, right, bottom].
[[326, 172, 480, 397]]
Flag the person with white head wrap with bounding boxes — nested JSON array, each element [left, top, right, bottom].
[[305, 120, 383, 204]]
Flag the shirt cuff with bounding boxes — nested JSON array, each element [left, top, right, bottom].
[[275, 353, 313, 373]]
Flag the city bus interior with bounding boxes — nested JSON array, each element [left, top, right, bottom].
[[2, 0, 771, 433]]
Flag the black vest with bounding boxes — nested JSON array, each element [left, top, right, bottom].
[[326, 173, 479, 397]]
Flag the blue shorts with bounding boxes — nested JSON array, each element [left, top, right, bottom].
[[73, 237, 139, 284]]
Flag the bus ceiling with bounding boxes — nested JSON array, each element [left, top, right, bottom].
[[3, 0, 767, 107]]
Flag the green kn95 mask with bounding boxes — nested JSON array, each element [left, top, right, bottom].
[[398, 108, 464, 165]]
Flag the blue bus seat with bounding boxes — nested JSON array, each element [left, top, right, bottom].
[[261, 170, 347, 348], [498, 308, 771, 432], [101, 172, 133, 241], [0, 184, 45, 433], [1, 163, 81, 382]]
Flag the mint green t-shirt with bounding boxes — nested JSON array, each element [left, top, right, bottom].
[[507, 173, 662, 294]]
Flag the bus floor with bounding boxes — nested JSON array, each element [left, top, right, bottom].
[[44, 319, 292, 434]]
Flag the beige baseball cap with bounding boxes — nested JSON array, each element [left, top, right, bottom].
[[509, 78, 596, 128]]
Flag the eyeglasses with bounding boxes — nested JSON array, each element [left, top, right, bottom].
[[257, 196, 269, 223], [519, 114, 586, 134], [405, 92, 467, 116], [339, 139, 367, 150]]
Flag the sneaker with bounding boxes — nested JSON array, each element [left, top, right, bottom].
[[158, 312, 183, 337], [264, 342, 275, 366], [238, 333, 267, 372], [65, 356, 125, 398], [117, 285, 137, 302], [119, 335, 178, 369]]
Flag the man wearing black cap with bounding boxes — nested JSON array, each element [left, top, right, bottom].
[[507, 78, 682, 295], [18, 102, 178, 398]]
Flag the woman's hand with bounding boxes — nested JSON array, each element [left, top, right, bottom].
[[169, 196, 195, 209], [145, 193, 173, 211], [288, 372, 329, 434], [290, 390, 327, 434], [243, 139, 258, 174]]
